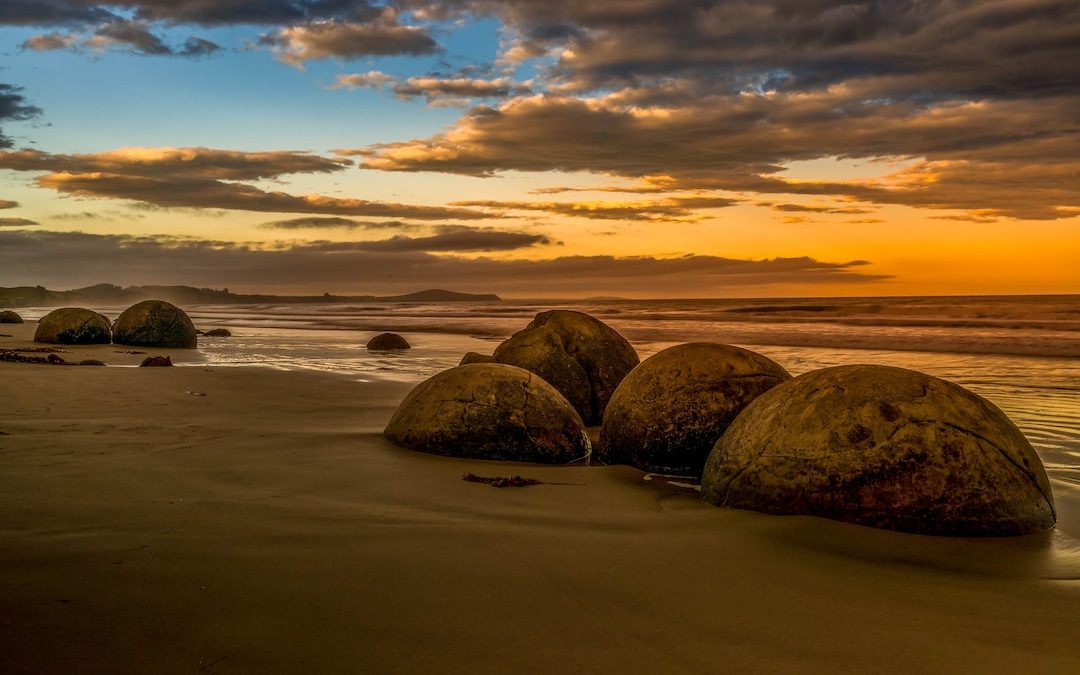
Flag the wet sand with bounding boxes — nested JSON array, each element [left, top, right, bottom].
[[2, 325, 1079, 673]]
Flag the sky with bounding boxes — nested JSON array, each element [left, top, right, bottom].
[[0, 1, 1077, 298]]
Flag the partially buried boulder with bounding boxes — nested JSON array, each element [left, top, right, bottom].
[[459, 351, 494, 366], [113, 300, 197, 349], [0, 310, 23, 323], [598, 343, 791, 477], [139, 355, 173, 367], [203, 328, 231, 337], [701, 365, 1056, 536], [366, 332, 410, 350], [493, 310, 638, 425], [385, 363, 590, 463], [34, 308, 111, 345]]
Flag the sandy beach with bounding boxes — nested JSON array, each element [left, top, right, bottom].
[[2, 323, 1080, 674]]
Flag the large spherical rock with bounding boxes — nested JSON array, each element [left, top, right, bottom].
[[385, 363, 591, 463], [701, 365, 1056, 536], [34, 308, 111, 345], [366, 332, 410, 350], [0, 310, 23, 324], [493, 310, 638, 424], [112, 300, 197, 349], [598, 343, 791, 477]]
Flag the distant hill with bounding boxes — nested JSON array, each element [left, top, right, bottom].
[[0, 284, 500, 307]]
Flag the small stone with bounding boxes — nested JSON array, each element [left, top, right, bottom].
[[79, 359, 107, 366], [367, 332, 411, 350], [203, 328, 232, 337], [139, 355, 173, 367]]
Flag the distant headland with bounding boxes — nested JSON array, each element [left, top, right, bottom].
[[0, 284, 501, 307]]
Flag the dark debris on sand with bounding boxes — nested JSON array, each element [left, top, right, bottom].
[[462, 472, 543, 488]]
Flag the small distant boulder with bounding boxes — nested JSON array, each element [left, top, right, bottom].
[[493, 310, 638, 425], [79, 359, 107, 366], [367, 332, 410, 350], [34, 308, 111, 345], [113, 300, 197, 349], [598, 343, 791, 477], [203, 328, 232, 337], [385, 363, 591, 463], [139, 355, 173, 367], [459, 351, 494, 366], [701, 365, 1057, 536], [0, 310, 23, 324]]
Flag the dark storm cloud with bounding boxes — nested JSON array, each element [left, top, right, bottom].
[[0, 229, 890, 294], [0, 84, 42, 150]]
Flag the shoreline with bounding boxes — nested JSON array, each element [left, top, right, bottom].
[[2, 346, 1080, 672]]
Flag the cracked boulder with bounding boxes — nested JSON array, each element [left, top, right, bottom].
[[113, 300, 197, 349], [598, 343, 790, 477], [701, 365, 1056, 536], [493, 310, 638, 425], [384, 363, 591, 463], [34, 308, 111, 345]]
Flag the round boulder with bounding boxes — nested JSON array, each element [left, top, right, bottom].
[[493, 310, 638, 425], [701, 365, 1056, 536], [203, 328, 231, 337], [139, 355, 173, 367], [598, 343, 791, 477], [367, 332, 410, 350], [0, 310, 23, 323], [34, 308, 111, 345], [385, 363, 590, 463], [113, 300, 197, 349]]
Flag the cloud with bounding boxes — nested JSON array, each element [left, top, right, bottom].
[[331, 70, 532, 106], [451, 196, 737, 221], [768, 203, 874, 215], [0, 229, 890, 295], [0, 217, 38, 227], [260, 16, 438, 67], [0, 84, 42, 149], [0, 147, 351, 179], [329, 70, 398, 89], [22, 21, 221, 58], [0, 1, 381, 28], [260, 216, 415, 229], [359, 92, 1080, 220], [348, 225, 550, 252], [0, 146, 488, 220]]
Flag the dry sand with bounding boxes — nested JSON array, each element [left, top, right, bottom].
[[2, 323, 1079, 674]]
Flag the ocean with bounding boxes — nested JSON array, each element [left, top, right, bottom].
[[14, 294, 1080, 496]]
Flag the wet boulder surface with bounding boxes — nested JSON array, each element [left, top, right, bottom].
[[701, 365, 1056, 536], [459, 351, 494, 366], [384, 363, 591, 464], [599, 343, 791, 477], [112, 300, 197, 349], [0, 310, 23, 324], [493, 310, 638, 425], [366, 333, 410, 350], [34, 308, 112, 345]]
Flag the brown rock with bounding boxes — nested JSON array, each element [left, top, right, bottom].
[[0, 310, 23, 324], [34, 308, 112, 345], [459, 351, 494, 366], [598, 343, 790, 477], [203, 328, 232, 337], [701, 364, 1056, 536], [79, 359, 107, 366], [139, 355, 173, 367], [366, 332, 411, 350], [493, 310, 638, 424], [385, 363, 591, 463], [113, 300, 197, 349]]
